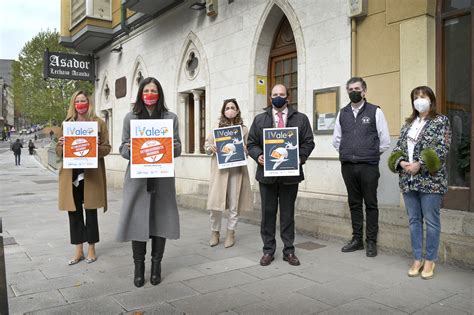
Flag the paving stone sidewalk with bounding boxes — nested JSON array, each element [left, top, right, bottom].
[[0, 148, 473, 314]]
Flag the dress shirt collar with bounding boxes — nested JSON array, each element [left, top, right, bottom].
[[272, 106, 289, 116]]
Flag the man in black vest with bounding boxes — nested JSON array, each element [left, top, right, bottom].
[[332, 77, 390, 257], [248, 84, 315, 266]]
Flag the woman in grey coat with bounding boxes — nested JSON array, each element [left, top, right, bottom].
[[117, 77, 181, 287]]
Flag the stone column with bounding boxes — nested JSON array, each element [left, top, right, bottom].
[[178, 93, 187, 153], [191, 90, 203, 154]]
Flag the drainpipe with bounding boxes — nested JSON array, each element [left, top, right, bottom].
[[121, 3, 131, 34], [351, 18, 356, 76]]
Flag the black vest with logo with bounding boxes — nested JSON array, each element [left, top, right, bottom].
[[339, 102, 380, 163]]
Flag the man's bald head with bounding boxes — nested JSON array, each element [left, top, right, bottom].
[[271, 84, 289, 98], [269, 84, 290, 111]]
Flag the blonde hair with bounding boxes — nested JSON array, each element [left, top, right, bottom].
[[65, 90, 97, 121]]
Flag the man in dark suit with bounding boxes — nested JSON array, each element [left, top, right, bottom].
[[247, 84, 315, 266]]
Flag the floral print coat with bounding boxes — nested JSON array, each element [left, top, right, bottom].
[[391, 114, 451, 194]]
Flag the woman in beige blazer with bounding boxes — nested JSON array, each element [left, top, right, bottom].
[[57, 91, 111, 265], [204, 98, 253, 248]]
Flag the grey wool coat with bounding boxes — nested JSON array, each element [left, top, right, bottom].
[[116, 111, 181, 242]]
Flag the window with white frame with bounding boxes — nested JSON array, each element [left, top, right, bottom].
[[71, 0, 86, 27], [100, 109, 112, 150], [184, 91, 206, 154], [70, 0, 112, 28]]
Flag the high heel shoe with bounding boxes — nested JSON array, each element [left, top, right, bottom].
[[150, 236, 166, 285], [407, 259, 424, 277], [132, 241, 146, 287], [209, 231, 219, 247], [421, 261, 435, 280]]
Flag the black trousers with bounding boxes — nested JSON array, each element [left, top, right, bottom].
[[341, 162, 380, 242], [68, 180, 99, 245], [259, 182, 299, 255], [14, 154, 20, 165]]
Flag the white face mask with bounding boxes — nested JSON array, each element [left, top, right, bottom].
[[413, 98, 430, 113]]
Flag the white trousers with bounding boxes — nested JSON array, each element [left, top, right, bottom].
[[210, 168, 239, 231], [210, 209, 238, 231]]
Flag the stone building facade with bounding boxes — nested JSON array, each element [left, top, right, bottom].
[[60, 0, 474, 266]]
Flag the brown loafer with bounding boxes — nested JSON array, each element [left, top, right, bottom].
[[283, 253, 301, 266], [260, 254, 274, 266]]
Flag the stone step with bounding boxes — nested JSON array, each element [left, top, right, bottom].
[[177, 193, 208, 212], [180, 189, 474, 237], [196, 183, 210, 195], [177, 192, 474, 269]]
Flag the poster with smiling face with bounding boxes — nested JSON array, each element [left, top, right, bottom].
[[213, 125, 247, 169], [63, 121, 98, 169], [130, 119, 174, 178], [263, 127, 300, 177]]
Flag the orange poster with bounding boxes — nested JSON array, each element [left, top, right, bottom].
[[63, 121, 98, 168], [130, 119, 174, 178], [131, 137, 172, 164], [64, 137, 97, 158]]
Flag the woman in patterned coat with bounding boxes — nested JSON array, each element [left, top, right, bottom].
[[388, 86, 451, 280]]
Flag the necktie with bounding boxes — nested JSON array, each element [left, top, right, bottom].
[[277, 111, 284, 128]]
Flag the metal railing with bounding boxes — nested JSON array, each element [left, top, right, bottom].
[[48, 147, 58, 170]]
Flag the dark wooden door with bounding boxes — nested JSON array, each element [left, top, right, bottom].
[[436, 0, 473, 211], [269, 16, 297, 109]]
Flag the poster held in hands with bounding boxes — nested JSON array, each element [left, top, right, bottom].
[[263, 127, 299, 177], [63, 121, 98, 169], [130, 119, 174, 178], [213, 125, 247, 169]]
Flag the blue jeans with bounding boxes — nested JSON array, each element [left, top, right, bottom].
[[403, 191, 443, 261]]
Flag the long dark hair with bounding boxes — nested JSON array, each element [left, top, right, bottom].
[[219, 98, 244, 127], [133, 77, 168, 117], [406, 86, 438, 124]]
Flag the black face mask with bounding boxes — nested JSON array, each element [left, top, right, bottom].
[[349, 91, 363, 103], [271, 96, 287, 109]]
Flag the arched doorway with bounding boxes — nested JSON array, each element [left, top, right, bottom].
[[269, 16, 297, 109]]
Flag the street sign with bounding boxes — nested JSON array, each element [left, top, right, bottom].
[[43, 50, 95, 81]]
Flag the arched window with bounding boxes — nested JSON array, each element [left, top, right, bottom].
[[130, 59, 148, 106], [269, 16, 297, 109]]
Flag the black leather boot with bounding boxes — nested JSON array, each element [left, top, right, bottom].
[[366, 240, 378, 257], [150, 236, 166, 285], [132, 241, 146, 287]]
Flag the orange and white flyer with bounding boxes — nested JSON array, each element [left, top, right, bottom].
[[63, 121, 98, 169], [130, 119, 174, 178]]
